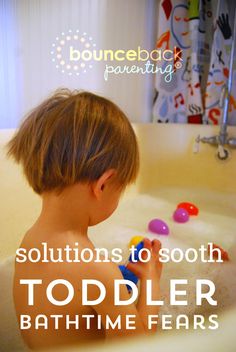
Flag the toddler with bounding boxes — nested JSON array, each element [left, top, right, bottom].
[[7, 89, 162, 349]]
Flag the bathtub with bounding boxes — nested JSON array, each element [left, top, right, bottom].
[[0, 124, 236, 351]]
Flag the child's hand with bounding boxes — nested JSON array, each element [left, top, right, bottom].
[[126, 238, 162, 281]]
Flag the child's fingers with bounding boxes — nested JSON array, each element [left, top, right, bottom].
[[143, 238, 152, 250], [152, 239, 163, 275], [150, 239, 162, 262], [152, 239, 162, 256], [141, 238, 152, 261]]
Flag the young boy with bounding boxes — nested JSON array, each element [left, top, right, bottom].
[[7, 89, 162, 350]]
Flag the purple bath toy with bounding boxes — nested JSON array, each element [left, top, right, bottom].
[[173, 208, 189, 223], [148, 218, 169, 235]]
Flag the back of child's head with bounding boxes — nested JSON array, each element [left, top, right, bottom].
[[6, 89, 139, 195]]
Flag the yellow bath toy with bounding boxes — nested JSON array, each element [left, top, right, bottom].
[[129, 236, 144, 249]]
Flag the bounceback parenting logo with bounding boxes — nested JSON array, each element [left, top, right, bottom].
[[51, 30, 183, 82], [51, 30, 96, 76]]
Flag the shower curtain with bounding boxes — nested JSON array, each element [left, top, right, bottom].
[[153, 0, 236, 125]]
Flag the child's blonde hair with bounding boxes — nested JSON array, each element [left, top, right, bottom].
[[6, 89, 139, 195]]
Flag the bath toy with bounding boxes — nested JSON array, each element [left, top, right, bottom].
[[119, 265, 139, 292], [177, 202, 199, 216], [208, 243, 229, 262], [129, 236, 144, 249], [148, 219, 169, 235], [119, 241, 145, 291], [173, 208, 189, 223]]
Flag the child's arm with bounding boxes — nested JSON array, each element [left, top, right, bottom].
[[87, 238, 162, 337]]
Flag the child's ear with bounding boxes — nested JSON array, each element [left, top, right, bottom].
[[92, 169, 117, 199]]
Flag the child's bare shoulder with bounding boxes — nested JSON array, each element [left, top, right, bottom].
[[44, 231, 122, 283], [43, 230, 88, 248]]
